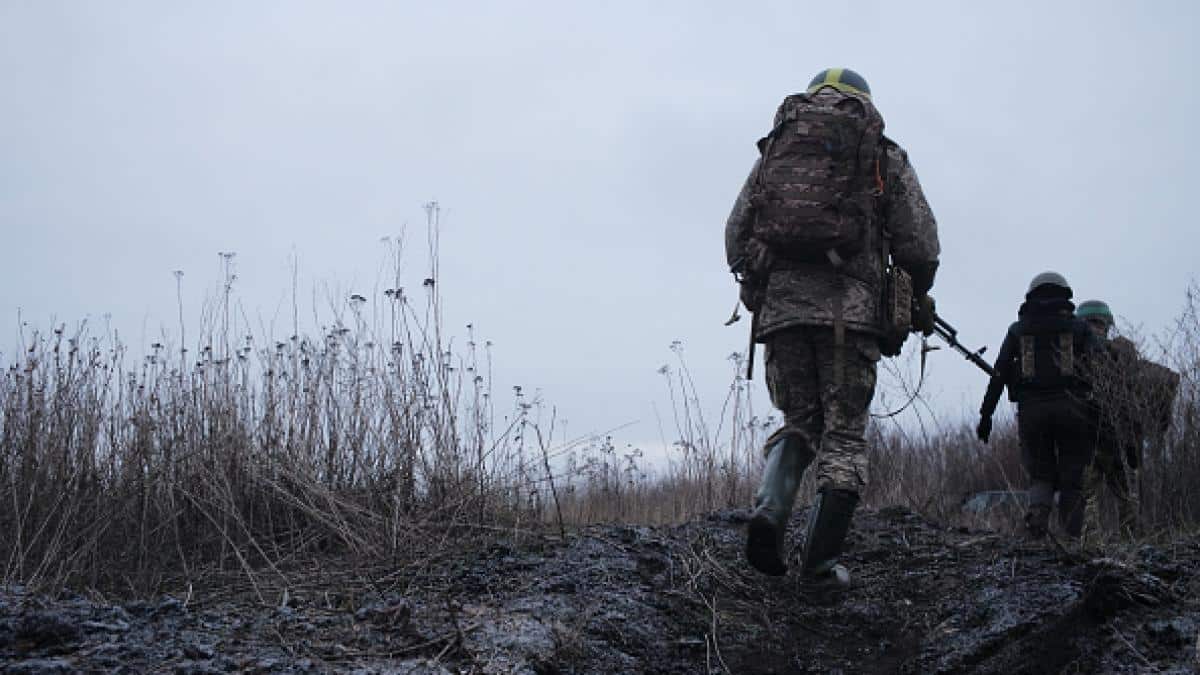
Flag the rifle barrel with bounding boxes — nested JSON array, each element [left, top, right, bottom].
[[933, 315, 957, 336], [930, 316, 996, 377]]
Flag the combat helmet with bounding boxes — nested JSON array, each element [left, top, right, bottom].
[[1077, 300, 1114, 326], [1026, 271, 1072, 298], [806, 68, 871, 99]]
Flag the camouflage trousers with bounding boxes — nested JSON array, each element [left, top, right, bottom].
[[1083, 440, 1138, 540], [763, 326, 880, 493]]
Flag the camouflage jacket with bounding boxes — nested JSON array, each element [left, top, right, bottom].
[[1092, 336, 1144, 438], [1092, 336, 1178, 447], [724, 91, 940, 340]]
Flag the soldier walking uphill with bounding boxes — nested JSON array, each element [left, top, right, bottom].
[[976, 273, 1101, 540], [1076, 300, 1142, 539], [1077, 300, 1180, 540], [726, 68, 940, 585]]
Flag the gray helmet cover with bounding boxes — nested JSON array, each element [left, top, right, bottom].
[[1027, 271, 1071, 295]]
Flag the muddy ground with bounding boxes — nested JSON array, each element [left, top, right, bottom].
[[2, 506, 1198, 673]]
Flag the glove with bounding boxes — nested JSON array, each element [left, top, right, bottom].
[[879, 331, 906, 358], [976, 415, 992, 444], [913, 294, 936, 336]]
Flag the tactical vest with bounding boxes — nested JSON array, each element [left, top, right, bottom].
[[750, 91, 885, 265], [1014, 316, 1086, 392]]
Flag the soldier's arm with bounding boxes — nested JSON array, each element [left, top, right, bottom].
[[883, 141, 940, 295], [725, 159, 761, 269], [980, 325, 1018, 418]]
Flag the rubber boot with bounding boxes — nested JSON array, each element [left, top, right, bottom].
[[799, 486, 859, 587], [746, 433, 815, 576], [1025, 480, 1054, 539]]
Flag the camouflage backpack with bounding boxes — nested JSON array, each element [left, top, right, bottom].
[[750, 91, 885, 265]]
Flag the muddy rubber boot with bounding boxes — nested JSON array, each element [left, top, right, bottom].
[[746, 434, 815, 576], [1024, 505, 1051, 539], [799, 486, 859, 587]]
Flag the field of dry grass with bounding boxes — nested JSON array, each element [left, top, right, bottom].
[[3, 214, 1197, 598]]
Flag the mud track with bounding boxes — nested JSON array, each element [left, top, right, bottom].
[[3, 506, 1198, 673]]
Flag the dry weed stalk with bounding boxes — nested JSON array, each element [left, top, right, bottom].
[[0, 205, 558, 596]]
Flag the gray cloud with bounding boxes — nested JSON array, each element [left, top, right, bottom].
[[2, 1, 1197, 455]]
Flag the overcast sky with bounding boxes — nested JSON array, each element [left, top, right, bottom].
[[2, 1, 1198, 459]]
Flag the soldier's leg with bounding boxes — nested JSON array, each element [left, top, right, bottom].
[[1053, 398, 1096, 539], [746, 329, 821, 575], [1082, 442, 1116, 544], [1018, 402, 1055, 538], [802, 329, 879, 581], [1109, 450, 1138, 537]]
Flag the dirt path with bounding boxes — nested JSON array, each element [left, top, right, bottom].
[[3, 507, 1198, 673]]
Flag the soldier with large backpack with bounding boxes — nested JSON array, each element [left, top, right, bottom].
[[976, 273, 1102, 540], [1077, 299, 1180, 541], [1076, 300, 1142, 538], [726, 68, 940, 584]]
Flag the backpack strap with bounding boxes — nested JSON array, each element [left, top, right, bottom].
[[1058, 333, 1075, 375], [1020, 335, 1036, 379]]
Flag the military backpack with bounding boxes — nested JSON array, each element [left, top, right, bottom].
[[1012, 315, 1091, 397], [750, 90, 886, 266]]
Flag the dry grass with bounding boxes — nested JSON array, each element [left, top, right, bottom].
[[549, 345, 771, 524], [3, 206, 1197, 598], [0, 205, 551, 597]]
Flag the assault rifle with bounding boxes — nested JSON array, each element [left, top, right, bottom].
[[927, 313, 996, 378]]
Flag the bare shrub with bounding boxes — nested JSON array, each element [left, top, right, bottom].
[[6, 209, 1197, 600], [1123, 284, 1200, 534], [0, 205, 551, 596]]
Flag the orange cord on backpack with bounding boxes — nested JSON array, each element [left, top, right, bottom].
[[874, 158, 885, 194]]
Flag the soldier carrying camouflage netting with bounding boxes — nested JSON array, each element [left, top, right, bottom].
[[725, 68, 940, 586], [1076, 299, 1180, 542]]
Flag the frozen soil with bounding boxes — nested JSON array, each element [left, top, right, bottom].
[[2, 506, 1198, 673]]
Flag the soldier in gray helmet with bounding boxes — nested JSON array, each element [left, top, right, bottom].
[[726, 67, 940, 584], [977, 273, 1101, 540]]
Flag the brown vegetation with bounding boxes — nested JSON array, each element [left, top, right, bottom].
[[2, 210, 1197, 600], [1, 209, 554, 597]]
